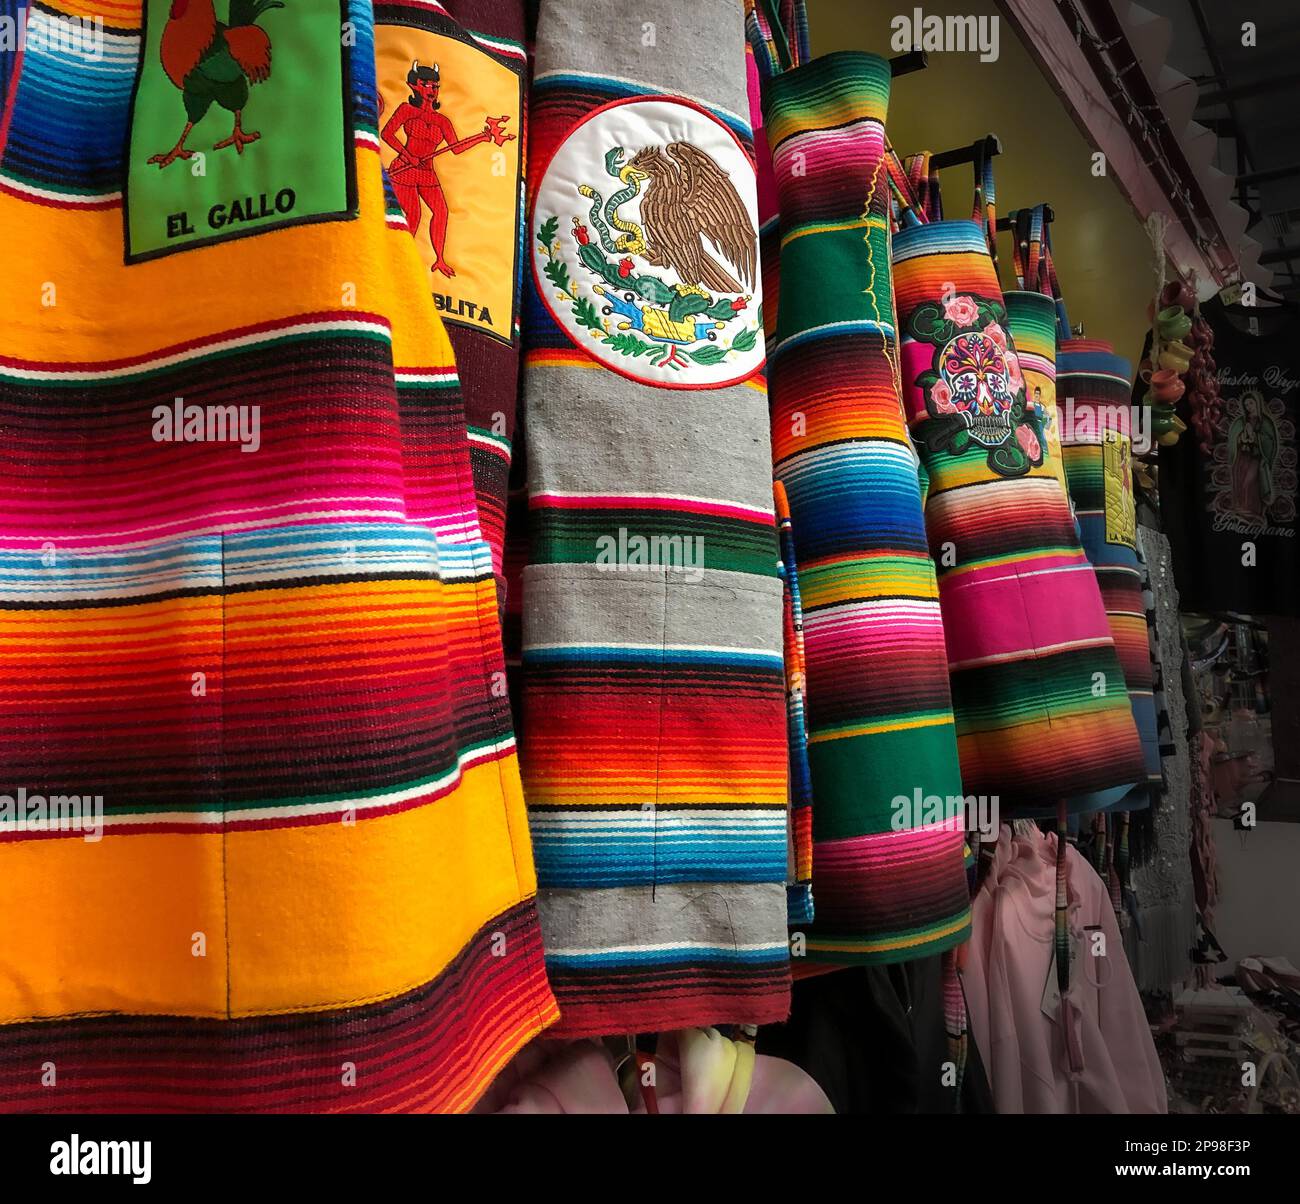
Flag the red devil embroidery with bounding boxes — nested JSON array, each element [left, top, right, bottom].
[[380, 60, 515, 277]]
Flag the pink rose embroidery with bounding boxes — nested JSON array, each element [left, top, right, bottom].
[[1016, 424, 1041, 460], [982, 322, 1008, 352], [1006, 352, 1023, 390], [943, 295, 980, 327], [930, 378, 956, 413]]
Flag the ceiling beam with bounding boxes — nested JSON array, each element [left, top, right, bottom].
[[1259, 243, 1300, 266], [1076, 0, 1238, 278], [994, 0, 1234, 284], [1197, 73, 1300, 109], [1238, 162, 1300, 187], [1187, 0, 1259, 213]]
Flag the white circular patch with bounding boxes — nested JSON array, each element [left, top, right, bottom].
[[531, 96, 765, 389]]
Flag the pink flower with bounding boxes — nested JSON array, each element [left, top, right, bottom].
[[930, 378, 956, 413], [1005, 352, 1023, 390], [943, 295, 980, 326], [1016, 424, 1041, 460], [982, 322, 1008, 351]]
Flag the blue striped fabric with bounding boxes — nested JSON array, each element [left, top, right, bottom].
[[0, 521, 494, 601], [0, 1, 26, 113], [529, 810, 790, 886], [544, 942, 790, 969], [522, 645, 785, 671], [0, 4, 136, 201], [783, 442, 933, 555]]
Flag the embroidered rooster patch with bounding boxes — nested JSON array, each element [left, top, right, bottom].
[[125, 0, 356, 262]]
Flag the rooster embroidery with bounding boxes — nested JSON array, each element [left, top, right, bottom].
[[147, 0, 285, 169]]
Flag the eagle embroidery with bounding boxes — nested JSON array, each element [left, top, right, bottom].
[[533, 99, 764, 385], [626, 142, 757, 294]]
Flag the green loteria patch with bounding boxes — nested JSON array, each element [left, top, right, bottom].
[[124, 0, 356, 263]]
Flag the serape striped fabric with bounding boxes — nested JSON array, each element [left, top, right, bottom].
[[1003, 289, 1068, 497], [0, 0, 556, 1112], [745, 5, 814, 929], [1057, 338, 1161, 807], [892, 218, 1146, 813], [520, 0, 791, 1036], [775, 480, 814, 925], [1002, 206, 1068, 498], [762, 51, 970, 964]]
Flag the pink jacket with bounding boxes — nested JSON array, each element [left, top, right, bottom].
[[964, 828, 1167, 1113]]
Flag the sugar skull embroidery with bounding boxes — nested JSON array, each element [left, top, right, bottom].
[[933, 328, 1019, 447], [908, 292, 1045, 477]]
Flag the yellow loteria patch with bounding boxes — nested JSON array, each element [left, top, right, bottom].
[[1103, 430, 1137, 548], [374, 24, 524, 344]]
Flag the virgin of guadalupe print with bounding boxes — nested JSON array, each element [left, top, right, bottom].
[[1212, 389, 1296, 528]]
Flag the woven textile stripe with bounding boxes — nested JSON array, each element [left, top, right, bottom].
[[0, 901, 550, 1113], [744, 21, 810, 925], [0, 0, 556, 1112], [520, 0, 790, 1036], [1003, 290, 1068, 496], [1057, 338, 1161, 806], [0, 1, 136, 206], [763, 51, 970, 964], [893, 218, 1146, 812], [775, 480, 814, 924]]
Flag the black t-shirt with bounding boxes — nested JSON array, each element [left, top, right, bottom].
[[1158, 297, 1299, 616]]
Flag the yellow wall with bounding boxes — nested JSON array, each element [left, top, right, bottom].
[[806, 0, 1155, 358]]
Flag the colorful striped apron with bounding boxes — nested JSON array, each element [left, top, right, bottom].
[[520, 0, 791, 1035], [761, 50, 971, 963], [374, 0, 530, 591], [1057, 338, 1162, 807], [891, 176, 1146, 813], [0, 0, 555, 1111]]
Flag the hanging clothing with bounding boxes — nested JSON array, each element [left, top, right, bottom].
[[1002, 206, 1068, 498], [520, 0, 791, 1036], [760, 49, 971, 963], [891, 176, 1146, 814], [758, 954, 994, 1114], [746, 4, 814, 928], [999, 209, 1148, 815], [775, 480, 816, 925], [0, 0, 555, 1111], [963, 829, 1167, 1113], [1128, 524, 1196, 994], [1004, 289, 1068, 496], [373, 0, 529, 591], [1158, 297, 1299, 616], [1057, 338, 1161, 808]]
